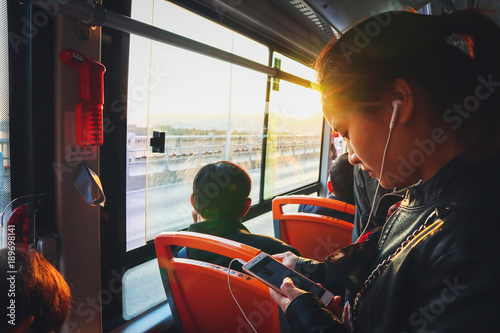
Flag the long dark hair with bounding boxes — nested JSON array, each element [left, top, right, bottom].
[[316, 9, 500, 160]]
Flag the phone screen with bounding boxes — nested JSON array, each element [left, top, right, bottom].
[[245, 254, 327, 298]]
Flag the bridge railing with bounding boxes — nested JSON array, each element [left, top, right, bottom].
[[126, 133, 321, 174]]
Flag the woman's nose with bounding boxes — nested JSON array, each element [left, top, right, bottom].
[[347, 141, 361, 165]]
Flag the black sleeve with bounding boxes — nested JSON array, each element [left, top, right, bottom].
[[294, 257, 346, 297], [286, 293, 347, 333], [294, 257, 326, 282]]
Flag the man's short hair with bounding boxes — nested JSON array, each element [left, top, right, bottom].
[[1, 246, 71, 332], [329, 153, 355, 205], [192, 161, 251, 219]]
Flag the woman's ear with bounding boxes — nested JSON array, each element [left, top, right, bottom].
[[190, 193, 194, 207], [389, 78, 415, 125]]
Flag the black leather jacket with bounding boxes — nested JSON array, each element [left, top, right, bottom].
[[286, 155, 500, 332]]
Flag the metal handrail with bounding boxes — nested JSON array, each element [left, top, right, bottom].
[[29, 0, 314, 88]]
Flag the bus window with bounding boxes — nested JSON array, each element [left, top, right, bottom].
[[125, 1, 321, 251], [113, 0, 324, 321], [264, 52, 323, 200]]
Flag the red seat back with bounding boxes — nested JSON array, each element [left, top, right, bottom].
[[273, 195, 354, 261], [155, 231, 281, 333]]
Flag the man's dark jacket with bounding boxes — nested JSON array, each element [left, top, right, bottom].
[[185, 217, 301, 269]]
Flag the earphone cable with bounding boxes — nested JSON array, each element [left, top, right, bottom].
[[356, 123, 395, 242], [228, 259, 258, 333]]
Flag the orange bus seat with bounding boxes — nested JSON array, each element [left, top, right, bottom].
[[272, 195, 355, 261], [155, 231, 281, 333]]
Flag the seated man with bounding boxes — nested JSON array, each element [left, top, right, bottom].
[[184, 161, 301, 268], [298, 153, 355, 222], [0, 246, 72, 333]]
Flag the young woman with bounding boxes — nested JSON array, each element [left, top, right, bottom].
[[270, 9, 500, 332]]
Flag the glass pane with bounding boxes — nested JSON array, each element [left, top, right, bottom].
[[245, 199, 305, 237], [264, 54, 323, 200], [122, 259, 166, 320], [131, 0, 268, 66], [127, 0, 268, 251], [0, 0, 10, 249]]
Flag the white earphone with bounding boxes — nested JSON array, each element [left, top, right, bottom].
[[357, 98, 403, 242], [389, 99, 403, 130]]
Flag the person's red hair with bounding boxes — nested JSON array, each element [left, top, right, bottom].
[[1, 246, 72, 332]]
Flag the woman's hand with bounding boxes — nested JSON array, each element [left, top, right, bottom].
[[272, 251, 299, 269], [269, 277, 306, 313], [270, 278, 343, 315]]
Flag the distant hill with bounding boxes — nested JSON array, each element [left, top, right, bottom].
[[128, 112, 323, 136]]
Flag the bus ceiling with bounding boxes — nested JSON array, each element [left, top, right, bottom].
[[164, 0, 434, 60], [298, 0, 432, 32], [167, 0, 499, 40], [27, 0, 437, 65], [25, 0, 499, 68]]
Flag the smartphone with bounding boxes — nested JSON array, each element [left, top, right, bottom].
[[243, 253, 333, 306]]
